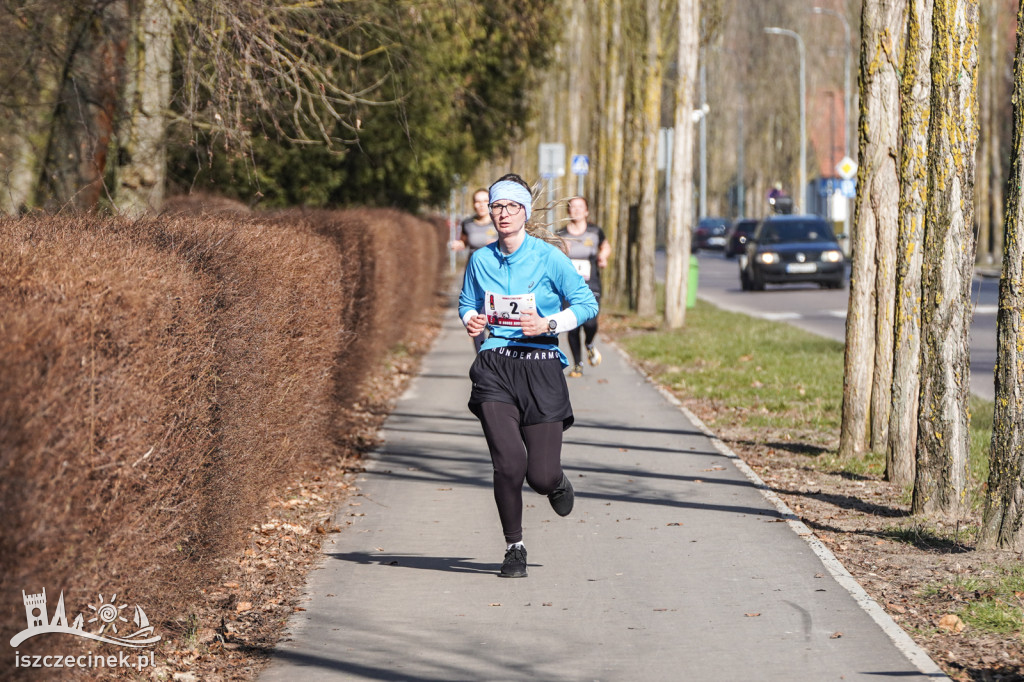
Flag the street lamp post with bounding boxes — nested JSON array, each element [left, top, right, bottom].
[[699, 54, 707, 218], [811, 7, 851, 161], [764, 27, 805, 213], [812, 7, 852, 237]]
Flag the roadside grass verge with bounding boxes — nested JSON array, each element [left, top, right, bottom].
[[606, 299, 994, 506], [922, 565, 1024, 636], [606, 296, 1015, 644]]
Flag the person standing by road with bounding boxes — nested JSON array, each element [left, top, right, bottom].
[[452, 188, 498, 352], [459, 173, 598, 578], [557, 196, 610, 378]]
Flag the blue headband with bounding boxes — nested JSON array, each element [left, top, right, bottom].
[[489, 181, 532, 221]]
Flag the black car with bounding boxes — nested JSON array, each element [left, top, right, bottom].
[[739, 215, 845, 290], [692, 216, 730, 252], [724, 218, 758, 258]]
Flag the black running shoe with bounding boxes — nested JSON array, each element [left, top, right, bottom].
[[548, 473, 575, 517], [500, 545, 528, 578]]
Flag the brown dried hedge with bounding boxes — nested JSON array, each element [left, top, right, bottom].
[[0, 208, 446, 669]]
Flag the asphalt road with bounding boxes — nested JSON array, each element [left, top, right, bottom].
[[260, 297, 947, 681], [661, 249, 999, 402]]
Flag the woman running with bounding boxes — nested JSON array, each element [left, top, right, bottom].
[[452, 188, 498, 352], [556, 196, 610, 377], [459, 173, 598, 578], [451, 188, 498, 255]]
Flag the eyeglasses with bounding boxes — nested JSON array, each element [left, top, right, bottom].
[[489, 202, 523, 216]]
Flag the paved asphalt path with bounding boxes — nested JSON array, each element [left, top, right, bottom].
[[261, 298, 947, 682]]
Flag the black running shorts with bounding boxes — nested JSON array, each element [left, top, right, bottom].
[[468, 346, 574, 430]]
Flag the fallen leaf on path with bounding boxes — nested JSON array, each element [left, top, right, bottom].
[[489, 603, 502, 607], [236, 602, 252, 613], [744, 613, 760, 617], [667, 522, 683, 526], [830, 632, 843, 639]]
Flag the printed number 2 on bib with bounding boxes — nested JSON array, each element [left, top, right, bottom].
[[486, 292, 536, 327]]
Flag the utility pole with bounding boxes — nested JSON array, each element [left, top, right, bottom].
[[764, 27, 806, 212]]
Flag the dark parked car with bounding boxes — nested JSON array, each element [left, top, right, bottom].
[[692, 216, 730, 252], [739, 215, 845, 290], [724, 218, 759, 258]]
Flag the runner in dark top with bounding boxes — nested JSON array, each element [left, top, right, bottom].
[[452, 188, 499, 352], [452, 188, 498, 255], [556, 196, 610, 378]]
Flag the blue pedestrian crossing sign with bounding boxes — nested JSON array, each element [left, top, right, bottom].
[[571, 155, 590, 175]]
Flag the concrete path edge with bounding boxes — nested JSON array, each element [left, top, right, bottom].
[[607, 339, 949, 680]]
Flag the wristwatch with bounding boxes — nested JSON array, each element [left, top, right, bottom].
[[547, 318, 558, 332]]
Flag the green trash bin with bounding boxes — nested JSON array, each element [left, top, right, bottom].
[[687, 255, 699, 308]]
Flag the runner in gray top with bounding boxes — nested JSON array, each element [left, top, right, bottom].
[[451, 188, 498, 351], [451, 188, 498, 255], [556, 196, 610, 377]]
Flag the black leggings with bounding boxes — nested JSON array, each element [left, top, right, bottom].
[[477, 401, 564, 544], [565, 316, 599, 365]]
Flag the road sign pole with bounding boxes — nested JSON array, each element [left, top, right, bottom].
[[570, 154, 590, 200]]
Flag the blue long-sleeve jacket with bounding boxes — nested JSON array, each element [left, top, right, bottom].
[[459, 234, 598, 366]]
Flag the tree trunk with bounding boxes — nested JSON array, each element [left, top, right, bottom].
[[620, 103, 643, 308], [976, 2, 992, 264], [987, 5, 1005, 266], [839, 0, 906, 458], [0, 121, 49, 214], [887, 0, 933, 486], [978, 0, 1024, 551], [1, 10, 64, 213], [593, 0, 610, 221], [665, 0, 699, 329], [603, 0, 628, 308], [115, 0, 174, 216], [912, 0, 979, 518], [636, 0, 661, 317], [40, 3, 128, 211]]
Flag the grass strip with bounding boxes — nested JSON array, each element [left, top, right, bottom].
[[608, 298, 1011, 636], [607, 299, 993, 501]]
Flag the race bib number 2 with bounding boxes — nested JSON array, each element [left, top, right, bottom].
[[486, 291, 536, 327]]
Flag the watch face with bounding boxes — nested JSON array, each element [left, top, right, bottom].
[[548, 319, 557, 331]]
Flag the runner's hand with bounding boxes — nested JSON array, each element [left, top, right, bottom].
[[466, 314, 487, 337], [519, 309, 547, 337]]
